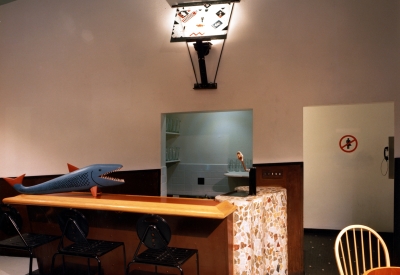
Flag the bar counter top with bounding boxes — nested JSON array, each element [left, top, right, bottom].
[[2, 192, 236, 219]]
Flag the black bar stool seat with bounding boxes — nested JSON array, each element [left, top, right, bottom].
[[0, 204, 60, 275], [51, 208, 126, 275], [126, 214, 199, 275]]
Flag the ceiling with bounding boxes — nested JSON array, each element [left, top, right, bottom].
[[165, 0, 239, 7]]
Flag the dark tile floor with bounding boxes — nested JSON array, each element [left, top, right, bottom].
[[304, 229, 394, 275], [0, 229, 394, 275]]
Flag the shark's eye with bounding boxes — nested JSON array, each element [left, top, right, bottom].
[[99, 169, 102, 172]]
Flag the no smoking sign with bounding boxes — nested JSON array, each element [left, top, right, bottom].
[[339, 135, 358, 153]]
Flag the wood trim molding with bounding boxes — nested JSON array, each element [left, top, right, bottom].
[[254, 162, 304, 275]]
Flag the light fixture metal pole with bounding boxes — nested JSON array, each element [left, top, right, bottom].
[[193, 40, 216, 89]]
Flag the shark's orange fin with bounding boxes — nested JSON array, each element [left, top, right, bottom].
[[3, 174, 25, 186], [67, 163, 79, 173], [90, 186, 101, 197]]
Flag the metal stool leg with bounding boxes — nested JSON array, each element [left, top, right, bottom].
[[28, 250, 33, 275], [196, 251, 200, 275], [95, 257, 101, 275], [51, 253, 60, 275], [121, 244, 127, 275], [62, 255, 66, 275], [87, 258, 91, 275]]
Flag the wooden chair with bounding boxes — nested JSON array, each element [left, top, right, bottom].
[[0, 204, 60, 275], [126, 214, 199, 275], [334, 224, 390, 275]]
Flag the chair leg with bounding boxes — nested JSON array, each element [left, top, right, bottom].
[[51, 253, 58, 275], [196, 251, 200, 275], [28, 250, 34, 275], [122, 244, 127, 275], [62, 255, 66, 275], [87, 258, 91, 275], [95, 257, 102, 275]]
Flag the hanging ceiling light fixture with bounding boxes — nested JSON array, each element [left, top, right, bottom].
[[168, 0, 240, 89]]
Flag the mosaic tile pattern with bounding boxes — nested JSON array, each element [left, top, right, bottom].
[[216, 186, 288, 275]]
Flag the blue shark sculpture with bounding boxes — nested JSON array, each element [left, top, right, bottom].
[[3, 163, 124, 197]]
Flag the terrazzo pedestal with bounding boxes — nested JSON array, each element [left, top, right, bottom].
[[216, 186, 288, 275]]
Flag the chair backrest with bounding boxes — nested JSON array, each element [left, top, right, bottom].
[[57, 208, 89, 244], [334, 224, 390, 275], [136, 214, 171, 250], [0, 204, 23, 236]]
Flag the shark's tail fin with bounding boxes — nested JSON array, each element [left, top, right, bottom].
[[3, 174, 25, 186]]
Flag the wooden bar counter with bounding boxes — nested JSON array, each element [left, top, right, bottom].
[[2, 192, 235, 219], [3, 192, 236, 275]]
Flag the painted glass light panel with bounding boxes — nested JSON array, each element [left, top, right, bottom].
[[170, 3, 233, 42]]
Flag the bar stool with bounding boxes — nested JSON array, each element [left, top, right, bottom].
[[51, 208, 126, 275], [126, 214, 199, 275], [0, 204, 60, 275]]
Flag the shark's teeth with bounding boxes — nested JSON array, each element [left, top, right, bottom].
[[101, 176, 124, 182], [99, 167, 124, 182]]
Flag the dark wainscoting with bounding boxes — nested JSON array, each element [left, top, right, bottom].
[[104, 169, 161, 196], [254, 162, 304, 275]]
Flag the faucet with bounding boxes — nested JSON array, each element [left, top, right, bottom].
[[237, 151, 250, 172], [237, 150, 256, 195]]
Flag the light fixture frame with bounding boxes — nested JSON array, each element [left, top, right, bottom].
[[169, 0, 239, 89]]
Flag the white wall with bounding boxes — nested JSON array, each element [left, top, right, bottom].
[[0, 0, 399, 177], [304, 102, 394, 231]]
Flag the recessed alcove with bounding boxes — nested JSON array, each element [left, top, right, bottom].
[[161, 110, 253, 197]]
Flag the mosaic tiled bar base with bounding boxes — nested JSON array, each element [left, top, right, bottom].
[[216, 186, 288, 275]]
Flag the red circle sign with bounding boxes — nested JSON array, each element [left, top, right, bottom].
[[339, 135, 358, 153]]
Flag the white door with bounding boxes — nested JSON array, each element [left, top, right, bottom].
[[304, 102, 394, 232]]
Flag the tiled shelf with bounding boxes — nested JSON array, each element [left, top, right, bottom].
[[166, 160, 180, 164], [224, 172, 249, 178]]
